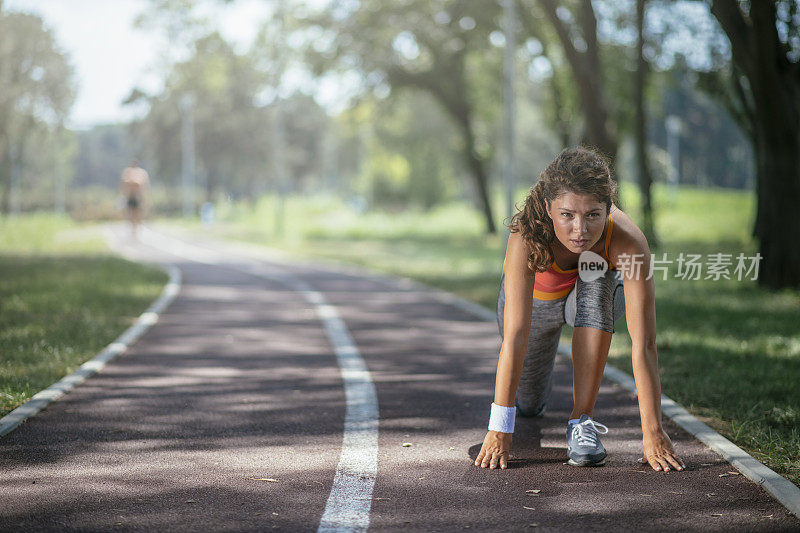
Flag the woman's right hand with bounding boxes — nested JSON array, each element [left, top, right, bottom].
[[475, 430, 513, 469]]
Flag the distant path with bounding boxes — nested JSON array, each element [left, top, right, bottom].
[[0, 225, 796, 532]]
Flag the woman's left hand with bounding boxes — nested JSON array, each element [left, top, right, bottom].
[[641, 428, 685, 471]]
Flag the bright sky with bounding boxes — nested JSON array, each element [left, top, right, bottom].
[[4, 0, 272, 129]]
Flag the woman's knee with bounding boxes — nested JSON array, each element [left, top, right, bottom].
[[571, 270, 624, 333]]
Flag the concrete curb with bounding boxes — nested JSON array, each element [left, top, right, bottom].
[[0, 258, 181, 438], [590, 356, 800, 520]]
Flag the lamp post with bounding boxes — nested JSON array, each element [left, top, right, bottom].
[[503, 0, 517, 235], [54, 123, 65, 214], [271, 100, 286, 238], [180, 93, 196, 218]]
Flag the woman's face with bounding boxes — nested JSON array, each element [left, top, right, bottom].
[[545, 192, 608, 254]]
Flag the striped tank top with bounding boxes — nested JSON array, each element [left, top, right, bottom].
[[504, 213, 616, 301]]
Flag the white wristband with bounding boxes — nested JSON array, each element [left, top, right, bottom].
[[488, 402, 516, 433]]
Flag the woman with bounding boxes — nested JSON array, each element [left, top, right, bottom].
[[119, 160, 150, 239], [475, 147, 684, 472]]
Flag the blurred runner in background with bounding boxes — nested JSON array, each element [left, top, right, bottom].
[[119, 160, 150, 239]]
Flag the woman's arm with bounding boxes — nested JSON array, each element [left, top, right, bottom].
[[495, 233, 535, 406], [475, 231, 535, 469], [617, 237, 685, 472]]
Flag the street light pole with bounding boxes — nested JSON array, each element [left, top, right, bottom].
[[54, 124, 65, 214], [271, 100, 286, 239], [180, 93, 196, 218], [270, 3, 288, 239], [503, 0, 517, 235]]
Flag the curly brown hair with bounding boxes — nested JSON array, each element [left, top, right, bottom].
[[507, 147, 618, 273]]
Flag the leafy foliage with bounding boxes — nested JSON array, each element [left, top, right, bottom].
[[0, 11, 75, 213]]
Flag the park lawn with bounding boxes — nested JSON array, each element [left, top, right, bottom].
[[187, 184, 800, 486], [0, 214, 168, 417]]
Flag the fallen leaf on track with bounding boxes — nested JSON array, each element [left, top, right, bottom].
[[711, 513, 723, 517], [523, 506, 535, 510], [525, 489, 541, 494], [248, 477, 279, 482], [402, 442, 413, 447]]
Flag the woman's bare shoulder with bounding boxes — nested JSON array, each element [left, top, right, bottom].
[[505, 231, 536, 279], [609, 205, 650, 257]]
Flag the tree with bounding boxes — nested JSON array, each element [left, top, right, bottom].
[[344, 92, 464, 210], [127, 27, 335, 204], [128, 33, 271, 201], [634, 0, 657, 245], [0, 12, 74, 214], [522, 0, 619, 165], [74, 125, 133, 188], [709, 0, 800, 289], [300, 0, 503, 233], [514, 5, 575, 149]]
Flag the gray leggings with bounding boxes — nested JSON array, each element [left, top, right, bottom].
[[496, 269, 625, 416]]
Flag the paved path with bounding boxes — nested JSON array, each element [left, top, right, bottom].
[[1, 226, 797, 532]]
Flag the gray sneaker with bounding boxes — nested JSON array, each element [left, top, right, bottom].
[[566, 414, 609, 466]]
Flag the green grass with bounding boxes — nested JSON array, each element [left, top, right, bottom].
[[184, 184, 800, 486], [0, 214, 168, 417]]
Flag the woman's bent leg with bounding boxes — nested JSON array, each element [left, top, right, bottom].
[[569, 270, 625, 418], [570, 328, 612, 419], [497, 273, 566, 416]]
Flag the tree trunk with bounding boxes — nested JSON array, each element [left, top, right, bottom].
[[515, 2, 570, 148], [750, 71, 800, 288], [206, 169, 216, 204], [538, 0, 618, 172], [575, 0, 617, 161], [456, 112, 497, 234], [0, 142, 10, 215], [711, 0, 800, 289], [387, 67, 497, 234], [754, 124, 800, 288], [550, 78, 571, 149], [634, 0, 657, 246]]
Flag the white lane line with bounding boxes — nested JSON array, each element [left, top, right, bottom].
[[0, 232, 181, 438], [138, 228, 379, 533]]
